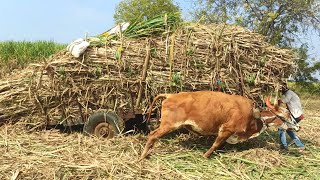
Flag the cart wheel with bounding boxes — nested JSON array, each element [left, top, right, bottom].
[[83, 111, 124, 138], [147, 117, 161, 132], [147, 107, 162, 132]]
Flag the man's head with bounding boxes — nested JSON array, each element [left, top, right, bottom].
[[280, 82, 289, 94]]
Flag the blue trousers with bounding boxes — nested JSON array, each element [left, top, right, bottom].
[[278, 129, 304, 148]]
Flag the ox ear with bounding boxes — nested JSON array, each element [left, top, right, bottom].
[[253, 108, 260, 119]]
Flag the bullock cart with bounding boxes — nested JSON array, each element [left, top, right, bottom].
[[0, 14, 295, 138]]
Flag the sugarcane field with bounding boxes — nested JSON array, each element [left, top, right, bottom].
[[1, 2, 320, 179]]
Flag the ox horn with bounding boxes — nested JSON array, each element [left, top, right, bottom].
[[266, 96, 277, 111]]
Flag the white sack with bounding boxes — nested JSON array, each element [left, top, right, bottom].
[[67, 38, 90, 58]]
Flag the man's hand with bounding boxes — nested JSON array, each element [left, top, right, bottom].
[[298, 114, 304, 120], [278, 99, 283, 106]]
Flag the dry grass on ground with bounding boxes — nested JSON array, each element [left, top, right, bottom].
[[0, 97, 319, 180]]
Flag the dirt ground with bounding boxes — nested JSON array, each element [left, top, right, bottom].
[[0, 97, 319, 180]]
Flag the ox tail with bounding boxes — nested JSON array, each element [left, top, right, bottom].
[[146, 94, 170, 123]]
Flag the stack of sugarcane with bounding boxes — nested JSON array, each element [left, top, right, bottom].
[[0, 13, 295, 125]]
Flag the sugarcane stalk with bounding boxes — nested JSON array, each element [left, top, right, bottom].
[[135, 40, 151, 109], [169, 33, 175, 91]]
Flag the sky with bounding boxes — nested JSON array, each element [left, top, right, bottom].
[[0, 0, 121, 43], [0, 0, 192, 43], [0, 0, 318, 78]]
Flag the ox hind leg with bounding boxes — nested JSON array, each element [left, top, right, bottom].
[[140, 124, 177, 160], [203, 125, 234, 158]]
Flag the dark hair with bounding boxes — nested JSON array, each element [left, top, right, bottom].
[[280, 82, 288, 93]]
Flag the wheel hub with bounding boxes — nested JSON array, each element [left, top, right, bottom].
[[94, 122, 114, 138]]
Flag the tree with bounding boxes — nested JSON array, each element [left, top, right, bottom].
[[114, 0, 181, 23], [293, 44, 317, 82], [191, 0, 320, 81]]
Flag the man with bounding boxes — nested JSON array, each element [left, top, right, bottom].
[[277, 83, 305, 152]]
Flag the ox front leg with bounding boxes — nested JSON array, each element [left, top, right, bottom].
[[203, 127, 233, 158], [140, 125, 174, 160]]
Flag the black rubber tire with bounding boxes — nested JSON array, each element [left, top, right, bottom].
[[147, 116, 161, 132], [83, 111, 124, 138]]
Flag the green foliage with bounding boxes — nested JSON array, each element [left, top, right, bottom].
[[288, 81, 320, 96], [192, 0, 238, 24], [122, 13, 181, 38], [314, 61, 320, 70], [93, 13, 181, 45], [0, 41, 65, 73], [292, 44, 317, 82], [171, 72, 181, 87], [311, 61, 320, 79], [192, 0, 320, 46], [58, 66, 65, 75], [114, 0, 181, 23], [245, 73, 256, 86]]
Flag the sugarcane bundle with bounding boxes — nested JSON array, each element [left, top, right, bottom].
[[0, 14, 295, 125]]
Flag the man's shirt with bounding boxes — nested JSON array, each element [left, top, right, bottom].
[[282, 90, 303, 118]]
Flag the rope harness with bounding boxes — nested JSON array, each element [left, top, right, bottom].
[[269, 110, 300, 131], [256, 109, 300, 133]]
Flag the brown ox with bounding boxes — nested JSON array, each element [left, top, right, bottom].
[[140, 91, 289, 159]]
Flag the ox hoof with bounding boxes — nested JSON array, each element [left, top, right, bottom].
[[138, 157, 145, 161], [202, 153, 210, 158], [139, 152, 150, 161], [139, 155, 147, 161]]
